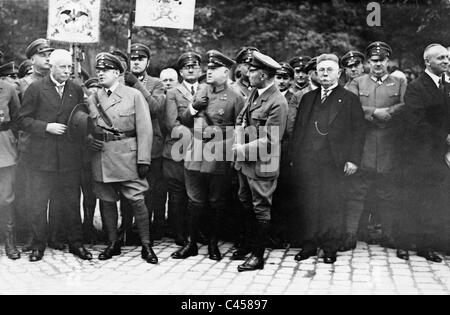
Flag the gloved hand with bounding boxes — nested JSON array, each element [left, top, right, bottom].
[[124, 71, 139, 86], [87, 134, 104, 151], [138, 164, 150, 179], [192, 95, 209, 111]]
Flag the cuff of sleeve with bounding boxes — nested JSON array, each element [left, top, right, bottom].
[[189, 104, 198, 116]]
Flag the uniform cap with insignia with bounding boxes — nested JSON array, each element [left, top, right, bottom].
[[25, 38, 55, 59], [206, 50, 235, 69], [84, 77, 102, 89], [130, 43, 151, 59], [249, 51, 281, 76], [341, 51, 365, 68], [366, 41, 392, 60], [95, 52, 125, 73], [177, 52, 202, 69], [235, 47, 260, 64], [110, 49, 129, 64], [276, 62, 295, 78], [0, 61, 19, 77], [304, 56, 318, 73], [18, 59, 33, 78], [288, 56, 311, 71]]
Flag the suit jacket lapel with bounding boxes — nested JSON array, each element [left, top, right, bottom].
[[327, 86, 345, 125], [43, 76, 61, 108]]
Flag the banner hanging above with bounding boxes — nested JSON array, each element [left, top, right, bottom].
[[47, 0, 101, 43], [135, 0, 196, 30]]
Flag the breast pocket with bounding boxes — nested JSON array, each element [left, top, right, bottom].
[[251, 111, 268, 127], [118, 110, 136, 131]]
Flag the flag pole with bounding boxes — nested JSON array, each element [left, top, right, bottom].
[[127, 0, 135, 69]]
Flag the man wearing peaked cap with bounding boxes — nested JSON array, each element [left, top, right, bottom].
[[232, 47, 260, 99], [303, 56, 320, 93], [0, 66, 21, 260], [16, 39, 55, 253], [127, 43, 167, 244], [341, 50, 365, 89], [274, 62, 294, 99], [0, 61, 20, 94], [171, 49, 245, 261], [86, 51, 158, 264], [344, 42, 406, 254], [233, 51, 288, 272], [289, 56, 311, 94], [163, 51, 201, 247]]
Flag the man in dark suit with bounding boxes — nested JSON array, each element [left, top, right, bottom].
[[163, 52, 202, 247], [233, 51, 288, 272], [290, 54, 366, 264], [17, 49, 92, 262], [397, 44, 450, 263]]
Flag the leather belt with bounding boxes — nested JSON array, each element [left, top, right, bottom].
[[0, 122, 10, 131], [94, 130, 136, 142]]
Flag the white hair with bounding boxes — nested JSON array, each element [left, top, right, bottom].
[[423, 43, 446, 61], [160, 68, 179, 80], [49, 49, 72, 65]]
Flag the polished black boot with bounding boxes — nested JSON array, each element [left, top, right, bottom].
[[5, 225, 21, 260], [208, 238, 222, 261], [237, 220, 269, 272], [142, 243, 158, 264], [98, 241, 122, 260], [172, 240, 198, 259], [172, 204, 200, 259], [232, 207, 254, 260]]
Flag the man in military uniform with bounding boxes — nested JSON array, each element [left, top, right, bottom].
[[232, 47, 260, 100], [18, 49, 92, 262], [345, 42, 406, 252], [172, 50, 244, 261], [341, 51, 365, 89], [86, 53, 157, 264], [0, 75, 21, 260], [164, 52, 202, 247], [304, 57, 320, 93], [16, 39, 55, 251], [129, 43, 167, 241], [0, 62, 20, 95], [233, 51, 288, 272], [288, 56, 311, 94]]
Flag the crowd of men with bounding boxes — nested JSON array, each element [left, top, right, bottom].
[[0, 37, 449, 272]]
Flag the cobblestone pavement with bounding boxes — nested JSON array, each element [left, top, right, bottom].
[[0, 240, 449, 295]]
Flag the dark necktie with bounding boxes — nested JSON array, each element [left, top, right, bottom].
[[56, 85, 64, 98], [321, 89, 330, 103], [191, 85, 195, 96], [107, 90, 112, 97]]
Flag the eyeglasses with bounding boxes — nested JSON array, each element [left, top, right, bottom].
[[275, 75, 290, 80], [182, 65, 200, 70]]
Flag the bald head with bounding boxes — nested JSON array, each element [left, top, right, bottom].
[[423, 44, 449, 76], [49, 49, 72, 83]]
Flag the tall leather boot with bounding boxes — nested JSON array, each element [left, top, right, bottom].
[[98, 201, 121, 260], [130, 199, 158, 264], [238, 220, 269, 272], [232, 206, 254, 260], [5, 224, 21, 260], [171, 203, 199, 259], [208, 209, 222, 261]]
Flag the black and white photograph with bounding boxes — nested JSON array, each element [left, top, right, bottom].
[[0, 0, 450, 297]]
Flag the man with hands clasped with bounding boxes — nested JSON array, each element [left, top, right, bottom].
[[289, 54, 366, 264]]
